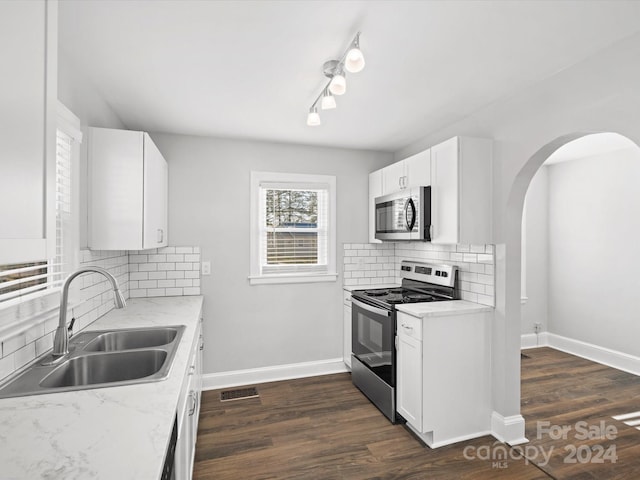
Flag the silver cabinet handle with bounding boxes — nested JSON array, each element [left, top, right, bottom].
[[189, 365, 196, 375], [398, 176, 402, 188], [157, 228, 164, 243], [188, 391, 197, 416], [402, 323, 413, 330]]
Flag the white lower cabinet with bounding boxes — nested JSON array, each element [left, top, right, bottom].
[[343, 289, 352, 370], [173, 316, 203, 479], [397, 316, 422, 428], [396, 309, 491, 448]]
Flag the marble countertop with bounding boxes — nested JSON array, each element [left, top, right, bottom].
[[0, 296, 204, 480], [396, 300, 493, 318]]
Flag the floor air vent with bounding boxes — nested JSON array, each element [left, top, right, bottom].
[[220, 387, 259, 402]]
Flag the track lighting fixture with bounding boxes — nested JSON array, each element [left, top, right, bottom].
[[306, 32, 365, 126], [321, 89, 336, 110]]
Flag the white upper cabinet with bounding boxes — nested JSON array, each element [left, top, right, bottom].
[[0, 1, 56, 264], [381, 160, 406, 194], [88, 128, 168, 250], [403, 149, 431, 189], [381, 149, 431, 195], [368, 169, 382, 243], [430, 137, 492, 245]]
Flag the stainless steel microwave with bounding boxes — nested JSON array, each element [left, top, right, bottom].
[[374, 186, 431, 241]]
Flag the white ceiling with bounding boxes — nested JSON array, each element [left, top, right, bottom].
[[58, 0, 640, 152]]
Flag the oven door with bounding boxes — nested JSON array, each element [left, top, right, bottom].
[[351, 297, 395, 387]]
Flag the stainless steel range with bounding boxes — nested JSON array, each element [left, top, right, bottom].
[[350, 260, 458, 423]]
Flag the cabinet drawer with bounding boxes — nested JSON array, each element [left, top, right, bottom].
[[343, 290, 352, 306], [398, 313, 422, 341]]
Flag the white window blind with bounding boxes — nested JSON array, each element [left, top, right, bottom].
[[259, 183, 329, 275], [0, 129, 73, 305], [250, 172, 337, 285], [52, 129, 73, 284]]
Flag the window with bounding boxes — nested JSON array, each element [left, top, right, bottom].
[[0, 102, 80, 307], [250, 172, 337, 284]]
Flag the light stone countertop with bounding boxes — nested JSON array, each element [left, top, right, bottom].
[[0, 296, 204, 480], [396, 300, 493, 318]]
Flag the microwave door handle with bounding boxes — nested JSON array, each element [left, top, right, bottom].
[[405, 198, 416, 231]]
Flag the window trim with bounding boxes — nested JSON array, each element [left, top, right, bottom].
[[249, 171, 337, 285]]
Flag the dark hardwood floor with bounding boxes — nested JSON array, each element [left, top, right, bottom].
[[194, 348, 640, 479]]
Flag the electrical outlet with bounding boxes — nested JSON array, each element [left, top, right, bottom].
[[201, 261, 211, 276], [534, 322, 542, 334]]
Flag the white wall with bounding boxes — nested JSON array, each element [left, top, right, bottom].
[[150, 133, 392, 374], [393, 32, 640, 440], [522, 166, 548, 334], [546, 148, 640, 356]]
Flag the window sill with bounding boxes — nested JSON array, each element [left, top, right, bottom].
[[249, 273, 338, 285]]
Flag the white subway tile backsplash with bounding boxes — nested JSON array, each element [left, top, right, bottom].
[[175, 247, 193, 254], [14, 343, 36, 369], [343, 241, 495, 307], [477, 254, 493, 264], [146, 289, 166, 297]]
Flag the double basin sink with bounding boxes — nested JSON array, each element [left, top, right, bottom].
[[0, 325, 185, 399]]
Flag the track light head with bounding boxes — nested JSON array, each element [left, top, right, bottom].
[[345, 33, 365, 73], [321, 89, 336, 110], [306, 106, 321, 126]]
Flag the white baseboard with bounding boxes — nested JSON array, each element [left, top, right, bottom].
[[521, 332, 640, 376], [491, 411, 528, 446], [202, 357, 348, 390], [520, 333, 540, 349]]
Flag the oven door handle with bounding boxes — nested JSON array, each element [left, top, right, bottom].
[[351, 298, 392, 317]]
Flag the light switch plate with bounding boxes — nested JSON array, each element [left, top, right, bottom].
[[201, 261, 211, 275]]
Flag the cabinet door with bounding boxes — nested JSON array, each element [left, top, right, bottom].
[[368, 170, 383, 243], [143, 134, 168, 249], [89, 128, 144, 250], [0, 1, 54, 264], [381, 161, 406, 195], [343, 303, 352, 369], [397, 332, 422, 429], [404, 149, 431, 189], [430, 137, 459, 244]]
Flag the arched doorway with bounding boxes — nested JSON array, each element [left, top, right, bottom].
[[498, 131, 640, 446]]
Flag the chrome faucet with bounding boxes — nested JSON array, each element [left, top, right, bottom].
[[51, 266, 126, 360]]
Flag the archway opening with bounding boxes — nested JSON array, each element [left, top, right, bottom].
[[510, 132, 640, 478]]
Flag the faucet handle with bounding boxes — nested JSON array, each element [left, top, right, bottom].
[[67, 317, 76, 336]]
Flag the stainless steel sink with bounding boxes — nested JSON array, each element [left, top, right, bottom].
[[0, 325, 185, 399], [80, 327, 179, 352], [40, 350, 168, 388]]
